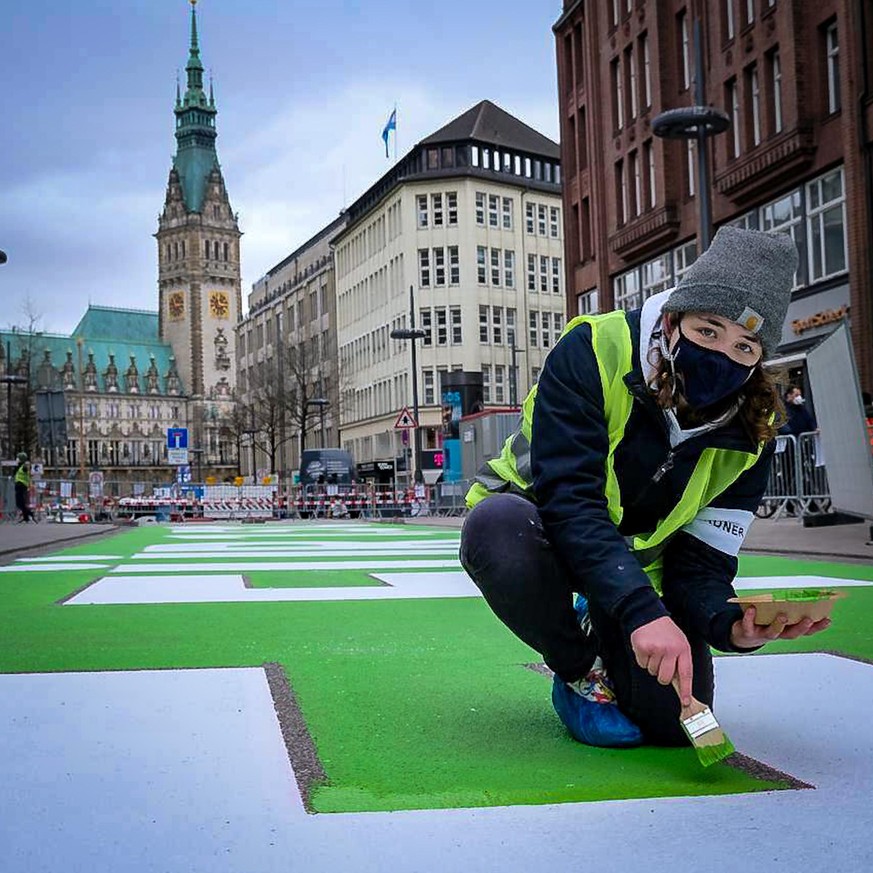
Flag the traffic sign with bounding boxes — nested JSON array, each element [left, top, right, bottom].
[[393, 406, 418, 429], [168, 448, 189, 466], [167, 427, 188, 450], [176, 465, 192, 484]]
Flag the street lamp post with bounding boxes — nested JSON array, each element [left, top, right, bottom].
[[390, 285, 427, 484], [652, 16, 729, 252]]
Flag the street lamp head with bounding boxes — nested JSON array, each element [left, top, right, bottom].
[[651, 106, 730, 140], [390, 328, 427, 341], [306, 397, 329, 408], [0, 250, 7, 265]]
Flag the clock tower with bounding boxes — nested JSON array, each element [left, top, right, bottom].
[[156, 0, 240, 467]]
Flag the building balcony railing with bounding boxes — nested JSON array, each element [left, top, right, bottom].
[[608, 204, 680, 260], [714, 126, 817, 204]]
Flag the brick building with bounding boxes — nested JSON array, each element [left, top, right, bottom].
[[554, 0, 873, 392]]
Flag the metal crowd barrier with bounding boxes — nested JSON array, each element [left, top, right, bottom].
[[756, 432, 830, 520]]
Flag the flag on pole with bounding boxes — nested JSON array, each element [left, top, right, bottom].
[[382, 108, 397, 158]]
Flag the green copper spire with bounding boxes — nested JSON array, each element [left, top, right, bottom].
[[172, 0, 218, 214]]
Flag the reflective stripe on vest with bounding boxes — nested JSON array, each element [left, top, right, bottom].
[[466, 309, 764, 591]]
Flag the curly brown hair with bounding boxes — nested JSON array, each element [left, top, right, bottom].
[[646, 315, 785, 443]]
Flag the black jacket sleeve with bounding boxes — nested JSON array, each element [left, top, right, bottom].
[[660, 441, 775, 652], [530, 325, 669, 637]]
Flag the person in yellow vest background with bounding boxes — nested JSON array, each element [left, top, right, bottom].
[[14, 452, 36, 524], [460, 227, 833, 749]]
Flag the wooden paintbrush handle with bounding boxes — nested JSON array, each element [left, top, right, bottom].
[[671, 678, 705, 719]]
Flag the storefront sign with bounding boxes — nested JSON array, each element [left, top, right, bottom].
[[792, 304, 850, 336]]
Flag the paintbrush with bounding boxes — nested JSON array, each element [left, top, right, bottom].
[[672, 680, 735, 767]]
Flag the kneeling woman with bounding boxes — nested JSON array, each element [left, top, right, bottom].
[[460, 227, 831, 748]]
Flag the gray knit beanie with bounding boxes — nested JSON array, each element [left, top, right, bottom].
[[662, 226, 798, 358]]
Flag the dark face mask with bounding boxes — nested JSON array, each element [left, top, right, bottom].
[[670, 330, 755, 410]]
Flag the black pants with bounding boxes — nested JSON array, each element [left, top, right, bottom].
[[15, 483, 34, 522], [460, 494, 715, 746]]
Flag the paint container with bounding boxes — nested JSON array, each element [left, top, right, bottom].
[[728, 589, 846, 625]]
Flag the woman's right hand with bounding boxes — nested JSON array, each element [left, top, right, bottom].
[[630, 616, 694, 706]]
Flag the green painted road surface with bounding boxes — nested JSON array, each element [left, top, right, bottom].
[[1, 522, 870, 813]]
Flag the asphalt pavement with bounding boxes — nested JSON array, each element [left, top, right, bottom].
[[0, 522, 119, 561], [1, 512, 870, 565]]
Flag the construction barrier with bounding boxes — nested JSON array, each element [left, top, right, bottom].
[[201, 485, 276, 520]]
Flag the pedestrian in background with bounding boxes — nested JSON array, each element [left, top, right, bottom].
[[14, 452, 36, 523], [779, 385, 816, 437]]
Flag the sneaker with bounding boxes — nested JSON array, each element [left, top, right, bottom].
[[551, 659, 643, 748]]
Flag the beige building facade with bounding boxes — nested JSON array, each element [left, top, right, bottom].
[[236, 216, 346, 478], [332, 101, 565, 481]]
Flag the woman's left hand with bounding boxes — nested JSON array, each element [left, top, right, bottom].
[[730, 606, 831, 649]]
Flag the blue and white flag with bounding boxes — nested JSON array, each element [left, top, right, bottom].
[[381, 108, 396, 158]]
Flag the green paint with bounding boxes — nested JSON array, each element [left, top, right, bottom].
[[245, 569, 381, 588], [738, 553, 873, 582], [1, 524, 870, 813], [777, 588, 837, 601]]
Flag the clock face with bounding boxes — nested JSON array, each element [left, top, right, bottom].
[[168, 291, 185, 320], [209, 291, 230, 319]]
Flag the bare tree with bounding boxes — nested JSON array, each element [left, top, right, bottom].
[[3, 300, 44, 459]]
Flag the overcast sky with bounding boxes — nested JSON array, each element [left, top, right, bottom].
[[0, 0, 562, 335]]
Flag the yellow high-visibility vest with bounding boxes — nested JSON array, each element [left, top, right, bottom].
[[466, 310, 764, 591]]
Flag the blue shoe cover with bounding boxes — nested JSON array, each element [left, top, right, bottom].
[[551, 674, 643, 748], [573, 594, 588, 625]]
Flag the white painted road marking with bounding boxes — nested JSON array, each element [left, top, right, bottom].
[[0, 655, 870, 872], [65, 571, 480, 605]]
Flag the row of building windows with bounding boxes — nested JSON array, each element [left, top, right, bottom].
[[616, 141, 657, 225], [724, 48, 783, 158], [419, 307, 463, 346], [78, 401, 181, 421], [729, 166, 848, 287], [476, 193, 514, 230], [419, 247, 461, 287], [610, 33, 652, 131], [525, 202, 561, 238], [342, 371, 409, 424], [526, 254, 563, 295], [470, 145, 561, 186], [478, 305, 517, 346], [723, 23, 837, 159], [239, 286, 329, 357], [204, 240, 230, 262], [339, 317, 410, 377], [613, 241, 699, 312], [721, 1, 781, 46], [165, 240, 186, 262], [477, 247, 516, 288], [416, 192, 458, 229], [64, 439, 170, 467], [337, 255, 404, 326], [336, 199, 402, 278], [613, 165, 848, 313], [528, 309, 566, 349]]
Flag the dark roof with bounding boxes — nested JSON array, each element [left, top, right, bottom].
[[421, 100, 560, 160]]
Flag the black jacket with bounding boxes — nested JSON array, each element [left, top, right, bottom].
[[530, 309, 774, 653]]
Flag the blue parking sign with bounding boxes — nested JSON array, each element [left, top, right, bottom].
[[167, 427, 188, 450]]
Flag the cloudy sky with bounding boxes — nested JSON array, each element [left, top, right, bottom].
[[1, 0, 562, 335]]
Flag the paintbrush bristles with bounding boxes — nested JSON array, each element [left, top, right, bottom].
[[678, 698, 736, 767]]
